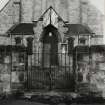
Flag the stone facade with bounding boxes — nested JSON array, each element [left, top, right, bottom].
[[0, 0, 104, 36], [87, 4, 104, 35], [0, 0, 105, 97], [76, 46, 105, 96], [21, 0, 33, 23]]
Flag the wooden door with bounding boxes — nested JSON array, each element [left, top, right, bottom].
[[50, 42, 58, 66], [42, 43, 51, 67]]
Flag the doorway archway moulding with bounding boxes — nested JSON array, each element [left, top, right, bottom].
[[33, 6, 69, 43]]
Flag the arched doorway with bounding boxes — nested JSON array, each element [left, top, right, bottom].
[[41, 24, 59, 67]]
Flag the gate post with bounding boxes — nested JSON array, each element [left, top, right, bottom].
[[24, 51, 29, 91]]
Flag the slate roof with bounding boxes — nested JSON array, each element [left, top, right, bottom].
[[7, 23, 35, 35], [7, 23, 93, 36], [65, 24, 93, 35]]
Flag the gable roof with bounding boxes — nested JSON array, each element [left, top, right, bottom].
[[38, 6, 65, 28]]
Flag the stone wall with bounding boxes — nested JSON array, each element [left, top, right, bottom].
[[0, 36, 11, 45], [0, 50, 26, 94], [90, 52, 105, 97], [76, 50, 105, 97], [87, 4, 104, 36], [68, 0, 80, 23], [0, 59, 11, 93], [21, 0, 33, 23]]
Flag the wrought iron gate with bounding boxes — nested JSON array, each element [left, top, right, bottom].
[[26, 52, 74, 91]]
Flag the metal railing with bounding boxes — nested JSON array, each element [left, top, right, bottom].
[[26, 52, 74, 91]]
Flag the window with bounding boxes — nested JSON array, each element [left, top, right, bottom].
[[19, 53, 24, 63], [68, 37, 74, 54], [77, 54, 83, 61], [27, 37, 33, 55], [79, 38, 86, 45], [15, 37, 21, 45], [0, 53, 4, 63], [61, 43, 68, 53]]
